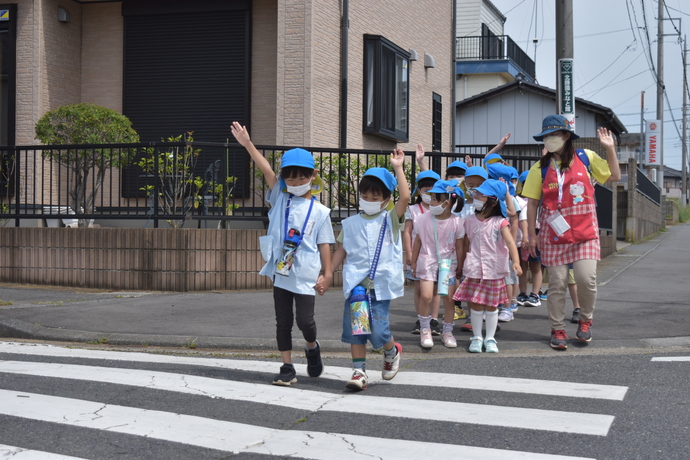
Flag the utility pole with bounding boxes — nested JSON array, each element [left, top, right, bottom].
[[640, 91, 645, 164], [683, 36, 688, 206], [656, 0, 665, 189], [555, 0, 575, 130]]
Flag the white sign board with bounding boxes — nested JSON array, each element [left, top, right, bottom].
[[645, 120, 661, 165]]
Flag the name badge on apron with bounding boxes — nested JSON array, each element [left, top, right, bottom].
[[546, 211, 571, 237]]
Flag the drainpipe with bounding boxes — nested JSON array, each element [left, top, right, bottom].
[[451, 0, 457, 152], [339, 0, 349, 149]]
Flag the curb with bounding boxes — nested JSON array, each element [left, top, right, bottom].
[[3, 314, 690, 353]]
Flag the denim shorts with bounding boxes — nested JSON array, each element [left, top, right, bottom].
[[405, 269, 420, 281], [341, 290, 392, 349]]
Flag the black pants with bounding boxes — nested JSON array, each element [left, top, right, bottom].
[[273, 286, 317, 352]]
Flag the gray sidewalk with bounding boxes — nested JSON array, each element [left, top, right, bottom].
[[1, 224, 689, 353]]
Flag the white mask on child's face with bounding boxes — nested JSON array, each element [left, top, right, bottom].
[[474, 199, 486, 211], [429, 202, 447, 216], [421, 194, 432, 204], [286, 181, 312, 196], [359, 197, 387, 215]]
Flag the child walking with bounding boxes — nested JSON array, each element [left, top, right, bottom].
[[410, 180, 465, 348], [453, 179, 521, 353], [403, 170, 441, 335], [231, 122, 335, 386], [320, 150, 410, 391]]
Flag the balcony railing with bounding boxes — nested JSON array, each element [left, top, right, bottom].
[[456, 35, 535, 80]]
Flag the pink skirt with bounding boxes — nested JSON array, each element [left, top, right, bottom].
[[452, 278, 508, 308]]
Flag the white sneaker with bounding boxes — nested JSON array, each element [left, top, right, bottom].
[[346, 368, 368, 391], [420, 328, 434, 348], [498, 308, 513, 322], [441, 332, 457, 348], [382, 343, 402, 380]]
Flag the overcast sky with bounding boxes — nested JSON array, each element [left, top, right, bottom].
[[489, 0, 688, 170]]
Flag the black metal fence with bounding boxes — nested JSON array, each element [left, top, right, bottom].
[[455, 35, 536, 79], [635, 167, 661, 205], [1, 142, 617, 229]]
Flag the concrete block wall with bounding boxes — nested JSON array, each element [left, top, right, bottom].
[[623, 158, 663, 242]]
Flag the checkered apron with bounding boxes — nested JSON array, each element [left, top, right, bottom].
[[538, 156, 600, 267]]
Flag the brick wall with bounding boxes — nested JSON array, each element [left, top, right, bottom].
[[251, 0, 278, 145], [81, 3, 123, 112]]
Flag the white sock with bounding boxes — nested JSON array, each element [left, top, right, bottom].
[[470, 310, 484, 339], [484, 310, 499, 341], [442, 321, 454, 334], [418, 315, 432, 330]]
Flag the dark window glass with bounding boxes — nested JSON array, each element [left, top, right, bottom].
[[363, 35, 409, 143]]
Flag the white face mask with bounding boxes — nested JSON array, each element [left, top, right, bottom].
[[359, 197, 387, 215], [286, 181, 312, 196], [429, 202, 447, 216], [543, 135, 566, 153], [421, 194, 432, 204], [474, 199, 486, 211]]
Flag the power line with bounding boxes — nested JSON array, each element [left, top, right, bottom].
[[575, 40, 637, 92]]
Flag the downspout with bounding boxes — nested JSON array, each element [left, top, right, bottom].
[[340, 0, 349, 149], [451, 0, 457, 152]]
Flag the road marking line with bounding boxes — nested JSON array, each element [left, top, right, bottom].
[[0, 389, 597, 460], [0, 341, 628, 400], [0, 361, 615, 435], [0, 444, 87, 460], [651, 356, 690, 361]]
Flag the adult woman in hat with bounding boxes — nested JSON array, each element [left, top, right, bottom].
[[522, 115, 620, 350]]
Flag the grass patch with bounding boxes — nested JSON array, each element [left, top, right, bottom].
[[184, 339, 197, 349], [0, 300, 12, 306], [86, 337, 109, 345]]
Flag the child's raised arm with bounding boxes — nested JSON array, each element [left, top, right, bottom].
[[486, 132, 511, 158], [231, 122, 277, 189], [391, 148, 410, 220], [415, 144, 428, 172]]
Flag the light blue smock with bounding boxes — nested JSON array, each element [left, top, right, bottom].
[[259, 183, 335, 295], [340, 211, 404, 301]]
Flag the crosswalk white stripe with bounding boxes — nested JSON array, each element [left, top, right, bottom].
[[0, 389, 596, 460], [0, 444, 87, 460], [0, 341, 628, 400], [0, 360, 615, 435], [651, 356, 690, 361]]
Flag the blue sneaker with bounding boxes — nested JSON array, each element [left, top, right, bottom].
[[539, 289, 548, 300], [516, 292, 528, 306], [508, 302, 519, 313], [469, 337, 483, 353]]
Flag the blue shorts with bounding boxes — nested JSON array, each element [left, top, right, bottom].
[[406, 269, 420, 281], [341, 290, 393, 349]]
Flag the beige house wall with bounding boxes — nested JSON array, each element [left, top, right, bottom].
[[81, 2, 123, 112], [346, 0, 453, 151], [250, 0, 278, 145]]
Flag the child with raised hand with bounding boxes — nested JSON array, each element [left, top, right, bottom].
[[487, 163, 522, 321], [403, 170, 442, 336], [322, 150, 410, 391], [231, 122, 335, 386], [410, 180, 465, 348], [452, 179, 522, 353]]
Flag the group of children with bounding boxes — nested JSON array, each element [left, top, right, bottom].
[[231, 122, 555, 391]]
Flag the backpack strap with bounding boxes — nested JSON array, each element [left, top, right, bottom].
[[541, 149, 592, 180]]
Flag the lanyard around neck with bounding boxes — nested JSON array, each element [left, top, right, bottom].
[[551, 159, 566, 209], [284, 194, 315, 245], [368, 213, 388, 281]]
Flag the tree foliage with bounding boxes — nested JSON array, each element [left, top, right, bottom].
[[35, 103, 139, 227]]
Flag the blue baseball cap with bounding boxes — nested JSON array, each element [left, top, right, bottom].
[[533, 114, 580, 141], [427, 179, 463, 198], [485, 153, 503, 165], [507, 166, 519, 180], [464, 166, 489, 180], [518, 171, 529, 184], [487, 163, 517, 196], [412, 170, 440, 196], [363, 167, 397, 192], [475, 179, 508, 217], [446, 160, 468, 174], [281, 148, 315, 169]]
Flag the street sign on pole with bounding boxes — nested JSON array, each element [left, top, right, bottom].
[[558, 58, 575, 132]]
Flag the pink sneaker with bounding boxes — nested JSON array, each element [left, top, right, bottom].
[[420, 328, 434, 348], [441, 332, 457, 348]]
